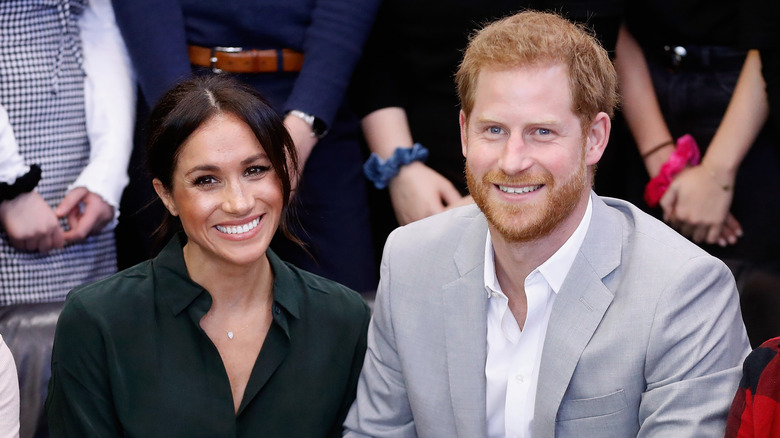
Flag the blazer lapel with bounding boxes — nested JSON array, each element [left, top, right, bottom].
[[533, 195, 621, 436], [443, 211, 489, 437]]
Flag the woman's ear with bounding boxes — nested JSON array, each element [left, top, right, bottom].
[[152, 179, 178, 217]]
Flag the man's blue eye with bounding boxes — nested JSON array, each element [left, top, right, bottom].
[[489, 126, 503, 134], [537, 128, 551, 135]]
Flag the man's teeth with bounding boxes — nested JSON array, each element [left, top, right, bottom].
[[216, 217, 260, 235], [498, 184, 542, 194]]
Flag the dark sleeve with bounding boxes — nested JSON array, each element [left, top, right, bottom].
[[283, 0, 382, 127], [110, 0, 192, 107], [45, 295, 122, 437], [330, 300, 370, 438]]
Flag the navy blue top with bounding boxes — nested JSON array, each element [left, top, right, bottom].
[[111, 0, 381, 127]]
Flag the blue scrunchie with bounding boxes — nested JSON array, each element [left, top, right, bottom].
[[363, 143, 430, 189]]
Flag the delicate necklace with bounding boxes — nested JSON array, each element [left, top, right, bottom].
[[224, 323, 252, 340], [203, 306, 271, 340]]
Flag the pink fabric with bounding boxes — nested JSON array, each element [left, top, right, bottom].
[[644, 134, 701, 207]]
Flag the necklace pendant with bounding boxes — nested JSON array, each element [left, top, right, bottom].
[[227, 331, 234, 340]]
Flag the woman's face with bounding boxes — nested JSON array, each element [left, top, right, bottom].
[[154, 113, 283, 268]]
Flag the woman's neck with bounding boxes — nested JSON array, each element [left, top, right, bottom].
[[183, 244, 274, 310]]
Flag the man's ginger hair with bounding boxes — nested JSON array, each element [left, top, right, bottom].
[[456, 10, 618, 134]]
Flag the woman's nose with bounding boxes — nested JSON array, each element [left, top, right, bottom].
[[222, 181, 254, 214]]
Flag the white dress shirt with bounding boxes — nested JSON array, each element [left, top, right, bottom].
[[485, 196, 593, 438], [0, 0, 134, 220]]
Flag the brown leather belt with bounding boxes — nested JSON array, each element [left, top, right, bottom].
[[188, 45, 304, 74]]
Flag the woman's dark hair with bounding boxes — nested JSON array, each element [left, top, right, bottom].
[[146, 74, 301, 247]]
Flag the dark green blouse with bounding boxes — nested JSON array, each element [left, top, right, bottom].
[[45, 234, 370, 437]]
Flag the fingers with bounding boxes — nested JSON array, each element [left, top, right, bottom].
[[439, 182, 463, 206], [54, 186, 88, 218], [61, 192, 114, 244], [716, 214, 742, 247]]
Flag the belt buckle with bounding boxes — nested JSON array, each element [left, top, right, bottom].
[[664, 45, 688, 69], [210, 46, 243, 74]]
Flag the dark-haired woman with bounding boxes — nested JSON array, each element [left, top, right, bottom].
[[45, 75, 370, 437]]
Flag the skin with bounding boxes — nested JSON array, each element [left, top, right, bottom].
[[0, 187, 113, 253], [153, 113, 284, 411], [615, 24, 760, 247], [361, 107, 470, 225], [460, 64, 609, 329]]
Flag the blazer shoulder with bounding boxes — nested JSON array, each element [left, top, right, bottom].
[[388, 203, 485, 254], [600, 196, 714, 259]]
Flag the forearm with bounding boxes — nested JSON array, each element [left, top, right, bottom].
[[285, 0, 382, 127], [361, 107, 415, 158], [700, 50, 769, 185], [0, 106, 29, 184], [77, 0, 135, 211], [614, 24, 673, 177]]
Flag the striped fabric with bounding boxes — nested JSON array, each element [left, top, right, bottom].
[[0, 0, 116, 304]]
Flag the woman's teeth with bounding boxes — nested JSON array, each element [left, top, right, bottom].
[[216, 217, 260, 234]]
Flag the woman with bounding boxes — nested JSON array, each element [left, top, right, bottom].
[[45, 75, 370, 437]]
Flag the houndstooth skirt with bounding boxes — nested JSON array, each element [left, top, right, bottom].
[[0, 0, 116, 305]]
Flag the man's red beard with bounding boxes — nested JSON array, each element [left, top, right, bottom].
[[466, 161, 587, 243]]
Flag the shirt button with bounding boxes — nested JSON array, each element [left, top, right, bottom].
[[273, 305, 281, 314], [515, 374, 524, 383]]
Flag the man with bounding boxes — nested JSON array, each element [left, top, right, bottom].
[[343, 11, 750, 437]]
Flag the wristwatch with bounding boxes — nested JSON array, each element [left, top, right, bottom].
[[287, 110, 328, 139]]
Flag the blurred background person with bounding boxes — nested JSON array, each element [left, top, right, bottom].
[[0, 0, 134, 304]]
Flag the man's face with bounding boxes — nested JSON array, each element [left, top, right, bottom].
[[461, 64, 603, 243]]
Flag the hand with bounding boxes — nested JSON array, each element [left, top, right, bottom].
[[0, 190, 65, 252], [388, 162, 464, 225], [283, 114, 319, 189], [55, 187, 114, 244], [659, 165, 739, 245], [445, 194, 474, 211]]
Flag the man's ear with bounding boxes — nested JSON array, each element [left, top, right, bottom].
[[459, 110, 468, 158], [584, 112, 611, 166], [152, 179, 178, 217]]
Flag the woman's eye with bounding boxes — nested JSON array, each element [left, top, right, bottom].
[[245, 165, 271, 177], [193, 175, 218, 186]]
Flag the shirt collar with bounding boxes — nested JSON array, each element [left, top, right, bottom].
[[484, 195, 593, 296], [155, 233, 302, 321]]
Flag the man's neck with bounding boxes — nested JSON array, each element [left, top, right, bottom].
[[489, 192, 590, 297]]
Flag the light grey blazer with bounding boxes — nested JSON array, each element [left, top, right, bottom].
[[344, 194, 750, 437]]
